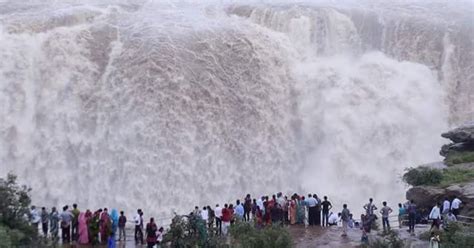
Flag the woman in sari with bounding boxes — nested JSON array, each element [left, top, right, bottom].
[[289, 196, 297, 225], [297, 196, 305, 224], [78, 212, 89, 244], [99, 209, 111, 244], [108, 209, 119, 248]]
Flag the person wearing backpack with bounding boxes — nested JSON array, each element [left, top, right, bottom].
[[341, 204, 351, 237]]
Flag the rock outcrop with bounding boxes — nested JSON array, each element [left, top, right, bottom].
[[406, 181, 474, 216], [441, 123, 474, 144], [440, 123, 474, 165]]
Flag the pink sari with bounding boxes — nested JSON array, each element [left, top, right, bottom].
[[78, 212, 89, 244]]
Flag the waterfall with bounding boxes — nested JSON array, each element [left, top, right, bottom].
[[0, 0, 472, 218]]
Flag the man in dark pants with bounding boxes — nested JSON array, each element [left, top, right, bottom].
[[60, 205, 73, 243], [71, 204, 80, 241], [307, 194, 317, 225], [407, 200, 417, 235], [321, 196, 332, 227], [134, 209, 144, 244], [214, 204, 222, 235]]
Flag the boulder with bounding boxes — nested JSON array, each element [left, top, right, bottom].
[[406, 182, 474, 216], [406, 186, 446, 208], [441, 123, 474, 144]]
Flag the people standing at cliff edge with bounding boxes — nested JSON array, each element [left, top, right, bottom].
[[321, 196, 332, 227], [341, 204, 351, 237], [380, 201, 393, 232], [407, 200, 417, 235]]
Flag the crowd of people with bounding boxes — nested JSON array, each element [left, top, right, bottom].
[[28, 192, 464, 247], [29, 204, 165, 248]]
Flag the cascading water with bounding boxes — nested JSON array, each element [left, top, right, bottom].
[[0, 0, 472, 219]]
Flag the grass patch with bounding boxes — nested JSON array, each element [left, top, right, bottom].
[[440, 168, 474, 187], [403, 167, 474, 187], [445, 151, 474, 166]]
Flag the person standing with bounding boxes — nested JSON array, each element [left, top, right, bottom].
[[49, 207, 60, 241], [407, 200, 417, 235], [201, 206, 209, 225], [450, 197, 462, 217], [214, 204, 222, 235], [314, 194, 321, 226], [30, 206, 41, 231], [118, 211, 127, 241], [442, 197, 451, 215], [71, 203, 80, 241], [40, 207, 49, 237], [60, 205, 74, 243], [380, 201, 393, 232], [398, 203, 406, 229], [99, 208, 111, 244], [341, 204, 350, 237], [207, 205, 215, 229], [289, 195, 297, 225], [221, 204, 231, 235], [145, 218, 158, 248], [134, 209, 144, 244], [306, 194, 317, 226], [429, 202, 441, 230], [77, 212, 89, 245], [235, 200, 245, 221], [363, 198, 377, 217], [321, 196, 332, 227], [244, 194, 252, 222]]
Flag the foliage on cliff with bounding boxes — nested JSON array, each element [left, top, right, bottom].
[[163, 215, 292, 248], [229, 221, 292, 248], [445, 151, 474, 166], [403, 167, 474, 187], [0, 173, 37, 247]]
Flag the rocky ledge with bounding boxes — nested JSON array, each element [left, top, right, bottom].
[[407, 124, 474, 216], [406, 180, 474, 216]]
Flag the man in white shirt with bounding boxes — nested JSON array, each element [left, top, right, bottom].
[[214, 204, 222, 235], [134, 209, 143, 244], [306, 194, 318, 226], [442, 197, 451, 215], [429, 202, 441, 230], [451, 197, 462, 217], [30, 206, 41, 229], [327, 212, 338, 226], [201, 206, 209, 224], [256, 197, 264, 212]]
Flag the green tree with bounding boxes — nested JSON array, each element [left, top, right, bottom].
[[0, 173, 37, 246]]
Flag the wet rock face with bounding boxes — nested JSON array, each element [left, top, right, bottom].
[[441, 123, 474, 144], [406, 182, 474, 216]]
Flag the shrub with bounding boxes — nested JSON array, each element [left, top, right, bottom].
[[362, 230, 404, 248], [0, 173, 37, 246], [229, 222, 292, 248], [403, 167, 443, 186]]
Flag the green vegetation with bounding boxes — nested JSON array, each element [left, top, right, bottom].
[[229, 221, 292, 248], [445, 151, 474, 166], [0, 173, 37, 247], [419, 223, 474, 248], [163, 216, 292, 248], [361, 230, 404, 248], [403, 167, 443, 186], [440, 168, 474, 186], [403, 167, 474, 187]]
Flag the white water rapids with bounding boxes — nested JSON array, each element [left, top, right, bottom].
[[0, 0, 473, 219]]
